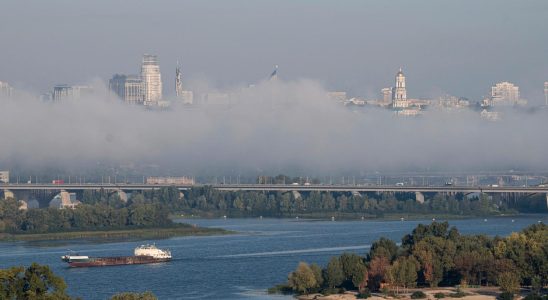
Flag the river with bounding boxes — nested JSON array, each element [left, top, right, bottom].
[[0, 215, 545, 299]]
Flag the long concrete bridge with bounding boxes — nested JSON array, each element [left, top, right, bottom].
[[2, 183, 548, 193]]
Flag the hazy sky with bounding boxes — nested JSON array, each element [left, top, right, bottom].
[[1, 0, 547, 102], [1, 1, 548, 176]]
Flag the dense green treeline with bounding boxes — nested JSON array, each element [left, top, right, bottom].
[[0, 185, 537, 234], [181, 186, 516, 217], [0, 188, 179, 234], [274, 222, 547, 298]]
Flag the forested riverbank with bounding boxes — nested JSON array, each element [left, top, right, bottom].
[[271, 222, 547, 300], [179, 186, 545, 219], [1, 185, 545, 240], [0, 187, 230, 241]]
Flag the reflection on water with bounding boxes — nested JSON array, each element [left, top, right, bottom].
[[0, 215, 545, 299]]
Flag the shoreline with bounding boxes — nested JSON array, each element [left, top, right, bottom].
[[297, 286, 503, 300], [174, 212, 530, 222], [0, 226, 233, 242]]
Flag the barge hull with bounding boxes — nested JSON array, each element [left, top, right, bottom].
[[68, 256, 170, 267]]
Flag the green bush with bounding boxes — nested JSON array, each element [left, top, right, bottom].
[[411, 291, 427, 299], [434, 292, 446, 298], [357, 289, 372, 299], [449, 289, 468, 298], [523, 294, 542, 300], [498, 292, 514, 300], [321, 287, 341, 296]]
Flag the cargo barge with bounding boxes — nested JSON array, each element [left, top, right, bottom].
[[61, 244, 171, 267]]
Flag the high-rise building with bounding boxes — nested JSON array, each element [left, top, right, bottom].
[[544, 81, 548, 106], [490, 81, 520, 106], [52, 85, 93, 101], [141, 54, 162, 105], [109, 74, 144, 104], [381, 87, 392, 103], [392, 68, 408, 108], [0, 81, 14, 98]]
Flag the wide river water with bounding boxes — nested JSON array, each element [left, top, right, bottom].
[[0, 215, 546, 299]]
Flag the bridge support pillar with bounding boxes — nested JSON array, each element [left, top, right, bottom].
[[415, 192, 425, 204], [3, 189, 14, 200], [546, 193, 548, 210], [115, 190, 128, 203]]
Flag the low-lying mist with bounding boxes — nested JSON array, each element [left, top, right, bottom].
[[1, 79, 547, 177]]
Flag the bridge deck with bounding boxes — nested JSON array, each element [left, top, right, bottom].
[[2, 184, 548, 194]]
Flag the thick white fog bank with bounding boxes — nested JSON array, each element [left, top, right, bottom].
[[0, 79, 547, 175]]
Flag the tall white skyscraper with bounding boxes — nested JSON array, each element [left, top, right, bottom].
[[141, 54, 162, 104], [392, 68, 408, 108]]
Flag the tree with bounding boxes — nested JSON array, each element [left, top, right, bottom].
[[0, 263, 70, 300], [287, 262, 318, 294], [339, 253, 367, 290], [497, 272, 520, 294], [310, 264, 324, 289], [368, 255, 390, 291], [110, 291, 157, 300], [388, 256, 418, 294], [370, 237, 399, 262], [0, 266, 23, 299], [324, 257, 344, 289]]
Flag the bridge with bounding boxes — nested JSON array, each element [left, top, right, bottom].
[[1, 183, 548, 194]]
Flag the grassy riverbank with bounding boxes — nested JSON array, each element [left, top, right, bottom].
[[0, 225, 232, 242]]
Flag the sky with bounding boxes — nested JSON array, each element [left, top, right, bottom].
[[0, 0, 547, 102], [0, 0, 547, 177]]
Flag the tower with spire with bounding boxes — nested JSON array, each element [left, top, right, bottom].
[[175, 61, 183, 97], [269, 65, 278, 81], [392, 67, 408, 108], [174, 60, 193, 105]]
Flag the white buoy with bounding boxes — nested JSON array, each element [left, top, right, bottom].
[[296, 216, 299, 219], [511, 219, 515, 223], [223, 215, 227, 219], [361, 216, 365, 220], [401, 217, 404, 221], [484, 219, 487, 222], [259, 216, 263, 219], [331, 216, 335, 221]]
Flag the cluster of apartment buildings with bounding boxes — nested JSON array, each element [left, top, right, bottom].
[[329, 68, 547, 120]]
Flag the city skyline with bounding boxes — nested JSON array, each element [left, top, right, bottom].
[[2, 60, 547, 108], [0, 0, 547, 103]]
